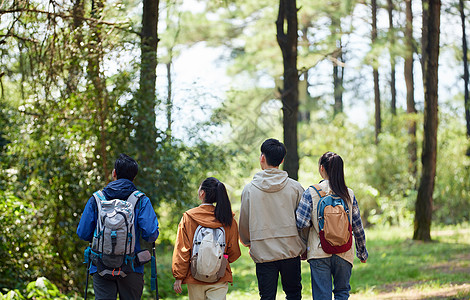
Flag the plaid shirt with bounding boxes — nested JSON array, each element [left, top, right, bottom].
[[296, 187, 369, 262]]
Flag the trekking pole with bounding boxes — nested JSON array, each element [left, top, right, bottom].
[[84, 243, 91, 300], [151, 242, 159, 300]]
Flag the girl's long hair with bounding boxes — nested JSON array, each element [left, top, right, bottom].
[[319, 152, 352, 206], [200, 177, 233, 227]]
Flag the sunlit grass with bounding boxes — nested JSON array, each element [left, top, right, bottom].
[[150, 224, 470, 299]]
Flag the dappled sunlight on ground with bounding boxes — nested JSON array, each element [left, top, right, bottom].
[[350, 283, 470, 300], [164, 225, 470, 299]]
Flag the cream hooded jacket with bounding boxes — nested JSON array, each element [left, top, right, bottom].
[[239, 168, 306, 263]]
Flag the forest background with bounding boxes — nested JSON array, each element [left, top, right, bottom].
[[0, 0, 469, 298]]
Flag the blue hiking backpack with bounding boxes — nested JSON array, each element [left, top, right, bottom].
[[311, 185, 352, 254]]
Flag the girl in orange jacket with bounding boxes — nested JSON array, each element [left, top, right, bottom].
[[172, 177, 241, 299]]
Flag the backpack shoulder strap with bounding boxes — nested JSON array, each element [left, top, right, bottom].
[[340, 198, 351, 222], [193, 225, 204, 245], [126, 190, 145, 208], [93, 190, 106, 211], [310, 184, 326, 198], [215, 227, 226, 247], [217, 226, 225, 235], [92, 190, 106, 230], [93, 190, 106, 200], [191, 225, 204, 256]]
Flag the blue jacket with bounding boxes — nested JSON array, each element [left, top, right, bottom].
[[77, 178, 159, 274]]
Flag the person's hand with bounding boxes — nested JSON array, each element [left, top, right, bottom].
[[360, 259, 367, 263], [300, 250, 308, 261], [173, 279, 183, 294]]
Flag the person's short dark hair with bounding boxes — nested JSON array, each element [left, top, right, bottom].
[[260, 138, 286, 167], [114, 154, 138, 180]]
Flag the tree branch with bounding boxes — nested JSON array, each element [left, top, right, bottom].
[[0, 8, 140, 35]]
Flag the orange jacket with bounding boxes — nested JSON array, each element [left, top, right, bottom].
[[172, 204, 241, 284]]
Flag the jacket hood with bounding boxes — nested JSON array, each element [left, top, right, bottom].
[[102, 179, 137, 200], [251, 168, 289, 192], [186, 205, 235, 228]]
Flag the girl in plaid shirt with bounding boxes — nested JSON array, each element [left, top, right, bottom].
[[296, 152, 368, 300]]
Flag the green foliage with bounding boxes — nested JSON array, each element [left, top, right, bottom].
[[140, 244, 180, 299], [0, 277, 81, 300], [1, 0, 469, 296], [433, 109, 470, 224], [152, 139, 236, 245], [0, 290, 25, 300], [0, 192, 45, 290], [25, 278, 69, 300], [295, 107, 470, 227]]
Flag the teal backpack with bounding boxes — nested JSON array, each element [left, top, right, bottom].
[[311, 184, 352, 254]]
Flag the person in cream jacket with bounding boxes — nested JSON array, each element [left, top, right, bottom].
[[239, 138, 306, 300]]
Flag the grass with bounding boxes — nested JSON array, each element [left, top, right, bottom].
[[348, 224, 470, 299], [144, 224, 470, 300]]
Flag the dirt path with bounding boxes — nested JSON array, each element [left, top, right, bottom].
[[350, 283, 470, 299]]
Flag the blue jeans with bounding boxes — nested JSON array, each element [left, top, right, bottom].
[[308, 255, 352, 300]]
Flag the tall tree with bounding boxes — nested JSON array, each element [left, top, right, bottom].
[[0, 0, 164, 292], [459, 0, 470, 154], [372, 0, 381, 144], [405, 0, 418, 180], [331, 16, 344, 116], [276, 0, 299, 180], [164, 4, 182, 141], [387, 0, 397, 116], [88, 0, 110, 180], [0, 101, 8, 154], [67, 0, 85, 96], [414, 0, 441, 241], [135, 0, 160, 197]]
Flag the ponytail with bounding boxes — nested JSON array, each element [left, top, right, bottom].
[[319, 152, 351, 206], [200, 177, 233, 227]]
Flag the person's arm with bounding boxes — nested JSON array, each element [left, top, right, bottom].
[[226, 218, 241, 263], [238, 187, 251, 247], [172, 214, 192, 281], [138, 196, 159, 243], [173, 279, 183, 294], [351, 196, 368, 263], [296, 189, 313, 229], [295, 182, 305, 207], [76, 196, 97, 242]]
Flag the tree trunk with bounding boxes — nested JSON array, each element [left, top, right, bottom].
[[372, 0, 381, 144], [332, 17, 344, 116], [333, 60, 344, 116], [298, 70, 310, 122], [67, 0, 85, 96], [459, 0, 470, 155], [388, 0, 397, 116], [405, 0, 418, 181], [135, 0, 159, 195], [87, 0, 109, 181], [414, 0, 441, 241], [164, 7, 181, 142], [276, 0, 299, 180], [299, 24, 311, 123], [166, 61, 172, 139]]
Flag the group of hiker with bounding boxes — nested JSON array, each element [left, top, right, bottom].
[[77, 138, 368, 300]]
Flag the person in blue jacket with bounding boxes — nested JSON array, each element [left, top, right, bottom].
[[77, 153, 159, 300]]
